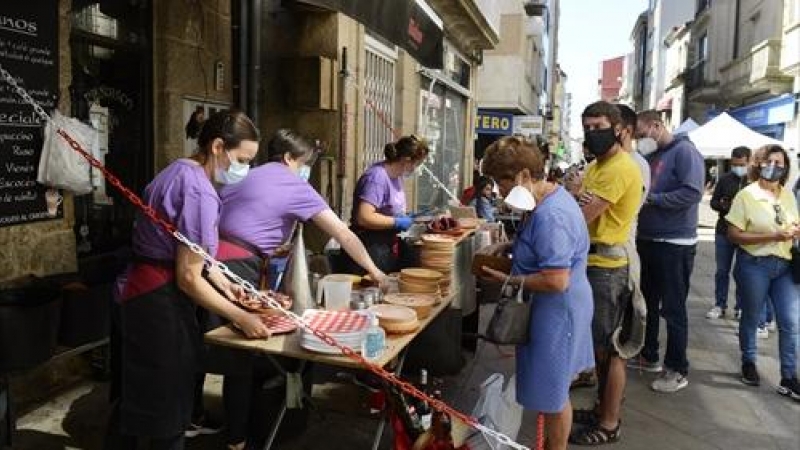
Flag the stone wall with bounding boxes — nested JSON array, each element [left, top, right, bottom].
[[0, 0, 77, 284], [152, 0, 234, 170]]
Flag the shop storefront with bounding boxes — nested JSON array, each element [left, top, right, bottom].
[[712, 94, 798, 140]]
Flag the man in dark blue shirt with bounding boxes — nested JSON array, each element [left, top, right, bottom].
[[629, 110, 705, 394]]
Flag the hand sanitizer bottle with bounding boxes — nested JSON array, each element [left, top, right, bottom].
[[361, 313, 386, 361]]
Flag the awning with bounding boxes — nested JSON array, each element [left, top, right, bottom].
[[293, 0, 444, 69], [656, 96, 673, 111]]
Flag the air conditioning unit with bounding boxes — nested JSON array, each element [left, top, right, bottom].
[[524, 1, 547, 17]]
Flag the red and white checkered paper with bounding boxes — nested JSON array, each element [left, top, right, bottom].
[[259, 314, 298, 335], [303, 309, 368, 334]]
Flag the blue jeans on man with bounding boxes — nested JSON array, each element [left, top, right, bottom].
[[734, 250, 799, 379], [638, 240, 696, 375], [715, 233, 742, 311]]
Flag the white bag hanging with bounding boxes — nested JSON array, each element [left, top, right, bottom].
[[37, 110, 98, 195], [467, 373, 523, 450]]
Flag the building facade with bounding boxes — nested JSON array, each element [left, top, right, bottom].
[[662, 22, 692, 129], [598, 55, 624, 102], [0, 0, 498, 283], [474, 0, 557, 161]]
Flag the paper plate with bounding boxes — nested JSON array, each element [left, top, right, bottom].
[[260, 314, 298, 335]]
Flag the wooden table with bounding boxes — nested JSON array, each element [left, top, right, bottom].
[[205, 293, 455, 449]]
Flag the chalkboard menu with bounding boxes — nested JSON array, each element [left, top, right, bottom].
[[0, 2, 59, 227]]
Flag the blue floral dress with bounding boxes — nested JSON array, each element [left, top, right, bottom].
[[512, 187, 595, 412]]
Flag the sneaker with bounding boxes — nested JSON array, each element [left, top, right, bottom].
[[705, 306, 724, 319], [757, 326, 769, 339], [741, 362, 760, 386], [185, 416, 223, 438], [776, 377, 800, 401], [651, 370, 689, 393], [766, 321, 777, 332], [733, 309, 741, 320], [627, 356, 663, 373]]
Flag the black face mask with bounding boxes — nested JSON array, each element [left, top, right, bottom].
[[584, 128, 618, 157]]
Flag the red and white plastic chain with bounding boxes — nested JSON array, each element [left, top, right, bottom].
[[1, 62, 532, 450]]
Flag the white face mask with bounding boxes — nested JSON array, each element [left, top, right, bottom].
[[298, 165, 312, 181], [504, 185, 537, 212], [637, 138, 658, 156], [215, 152, 250, 185]]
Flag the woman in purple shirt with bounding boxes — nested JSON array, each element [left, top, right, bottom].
[[344, 135, 429, 273], [105, 110, 269, 450], [217, 129, 387, 450]]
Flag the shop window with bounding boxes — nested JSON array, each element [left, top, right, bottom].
[[363, 40, 397, 170], [417, 87, 467, 210], [69, 1, 152, 257]]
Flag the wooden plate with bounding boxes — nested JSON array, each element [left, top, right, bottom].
[[369, 304, 417, 324], [400, 268, 443, 281]]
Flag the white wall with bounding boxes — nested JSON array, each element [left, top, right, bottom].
[[647, 0, 695, 108]]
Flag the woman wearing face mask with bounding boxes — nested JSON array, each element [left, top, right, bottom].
[[726, 145, 800, 400], [105, 110, 269, 450], [479, 136, 594, 450], [342, 135, 429, 274], [216, 129, 387, 450]]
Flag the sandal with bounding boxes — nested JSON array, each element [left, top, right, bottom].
[[571, 371, 598, 389], [572, 408, 598, 426], [569, 422, 621, 446]]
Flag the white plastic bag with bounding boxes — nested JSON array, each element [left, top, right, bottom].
[[467, 373, 523, 450], [37, 110, 98, 195]]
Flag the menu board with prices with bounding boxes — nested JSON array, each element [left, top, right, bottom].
[[0, 2, 60, 227]]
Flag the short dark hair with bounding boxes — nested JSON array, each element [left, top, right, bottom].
[[730, 146, 751, 159], [615, 104, 637, 133], [637, 110, 662, 125], [582, 101, 622, 128], [481, 136, 545, 182], [474, 175, 494, 193], [197, 109, 259, 154]]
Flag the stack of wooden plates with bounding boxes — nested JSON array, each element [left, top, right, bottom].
[[369, 304, 419, 334], [419, 236, 457, 295], [384, 293, 438, 319], [399, 268, 443, 295]]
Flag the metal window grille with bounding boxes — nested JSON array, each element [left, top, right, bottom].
[[363, 47, 396, 169]]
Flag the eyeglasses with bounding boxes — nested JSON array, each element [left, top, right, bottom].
[[774, 204, 785, 226]]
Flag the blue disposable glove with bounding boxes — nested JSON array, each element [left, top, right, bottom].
[[394, 215, 413, 231]]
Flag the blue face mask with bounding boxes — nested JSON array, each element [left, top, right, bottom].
[[760, 163, 785, 182], [215, 152, 250, 185], [298, 165, 312, 181], [731, 166, 748, 178]]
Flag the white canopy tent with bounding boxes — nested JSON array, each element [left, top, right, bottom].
[[688, 112, 788, 159], [673, 118, 699, 136]]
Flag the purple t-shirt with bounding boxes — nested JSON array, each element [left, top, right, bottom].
[[219, 163, 329, 255], [132, 159, 221, 261], [351, 162, 406, 226]]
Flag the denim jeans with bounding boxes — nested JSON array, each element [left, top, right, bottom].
[[734, 250, 799, 379], [715, 233, 742, 310], [637, 240, 696, 375]]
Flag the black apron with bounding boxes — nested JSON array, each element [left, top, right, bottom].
[[116, 262, 200, 438], [337, 228, 418, 275]]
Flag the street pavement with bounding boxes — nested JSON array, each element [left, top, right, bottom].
[[10, 196, 800, 449]]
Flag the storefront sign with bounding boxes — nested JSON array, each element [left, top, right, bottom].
[[710, 95, 797, 129], [0, 2, 59, 227], [475, 110, 513, 135], [294, 0, 444, 69], [513, 115, 544, 137]]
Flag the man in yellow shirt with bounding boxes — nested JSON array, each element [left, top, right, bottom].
[[570, 101, 643, 446]]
